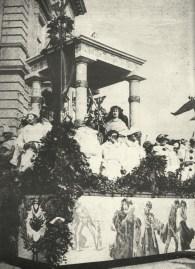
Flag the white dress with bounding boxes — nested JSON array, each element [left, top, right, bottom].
[[74, 126, 102, 174], [101, 140, 125, 180], [123, 140, 145, 174], [105, 118, 129, 134]]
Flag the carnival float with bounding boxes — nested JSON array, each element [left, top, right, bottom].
[[0, 0, 195, 267]]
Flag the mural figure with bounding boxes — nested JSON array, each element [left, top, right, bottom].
[[141, 201, 159, 256], [164, 200, 180, 253], [110, 199, 135, 259], [25, 198, 46, 261], [72, 202, 101, 251], [133, 217, 143, 257], [178, 200, 194, 250]]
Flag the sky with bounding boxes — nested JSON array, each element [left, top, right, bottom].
[[75, 0, 195, 141]]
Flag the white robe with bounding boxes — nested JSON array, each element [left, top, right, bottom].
[[10, 121, 52, 166]]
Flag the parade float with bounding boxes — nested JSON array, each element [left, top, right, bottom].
[[0, 0, 195, 267]]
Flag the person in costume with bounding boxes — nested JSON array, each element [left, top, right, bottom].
[[164, 200, 180, 253], [100, 130, 126, 180], [73, 119, 102, 174], [10, 108, 52, 170], [123, 129, 146, 174], [141, 201, 159, 256], [180, 138, 195, 181], [110, 198, 135, 259], [178, 200, 194, 250], [104, 106, 129, 136]]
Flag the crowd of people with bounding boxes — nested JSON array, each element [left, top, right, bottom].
[[75, 105, 195, 182], [110, 199, 194, 259], [0, 105, 195, 182]]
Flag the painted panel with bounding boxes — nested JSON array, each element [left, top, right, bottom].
[[18, 195, 195, 265]]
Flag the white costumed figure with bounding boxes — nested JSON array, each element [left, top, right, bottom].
[[180, 138, 195, 181], [153, 134, 180, 175], [10, 109, 52, 172], [73, 121, 102, 174], [104, 106, 129, 136], [101, 130, 126, 180], [123, 129, 145, 174]]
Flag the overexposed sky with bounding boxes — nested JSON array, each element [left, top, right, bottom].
[[75, 0, 195, 141]]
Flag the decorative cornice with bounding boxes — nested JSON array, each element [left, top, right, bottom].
[[75, 35, 146, 66]]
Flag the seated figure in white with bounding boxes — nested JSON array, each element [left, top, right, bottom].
[[100, 130, 126, 180], [10, 108, 52, 172], [73, 120, 102, 174]]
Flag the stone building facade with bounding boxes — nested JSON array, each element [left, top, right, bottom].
[[0, 0, 145, 138], [0, 0, 86, 138]]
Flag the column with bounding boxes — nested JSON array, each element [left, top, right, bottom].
[[75, 59, 88, 122], [126, 74, 145, 128], [26, 74, 42, 116]]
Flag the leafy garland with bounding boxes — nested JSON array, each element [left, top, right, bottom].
[[1, 122, 195, 265]]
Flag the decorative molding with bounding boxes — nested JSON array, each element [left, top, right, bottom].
[[75, 55, 94, 64], [31, 96, 42, 103], [75, 79, 88, 88], [0, 64, 29, 77], [126, 73, 146, 82], [25, 72, 42, 84], [75, 35, 146, 66], [128, 95, 140, 103]]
